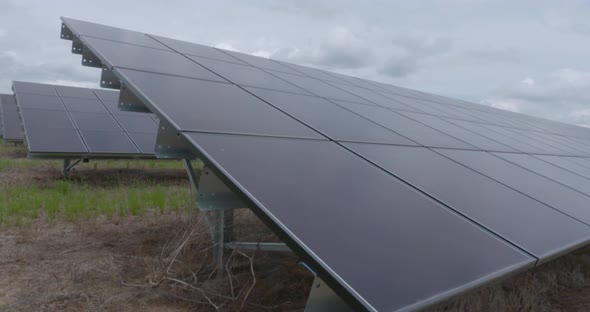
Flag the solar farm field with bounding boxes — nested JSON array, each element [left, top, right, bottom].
[[0, 139, 589, 311], [0, 139, 312, 311]]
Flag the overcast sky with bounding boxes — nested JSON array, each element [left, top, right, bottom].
[[1, 0, 590, 126]]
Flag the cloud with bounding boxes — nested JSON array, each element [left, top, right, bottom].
[[0, 49, 99, 93], [377, 34, 452, 78], [481, 68, 590, 126], [271, 26, 372, 70], [259, 0, 343, 19], [214, 42, 238, 52], [269, 27, 451, 79]]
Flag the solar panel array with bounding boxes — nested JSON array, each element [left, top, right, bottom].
[[60, 17, 590, 312], [12, 81, 160, 157], [0, 94, 24, 143]]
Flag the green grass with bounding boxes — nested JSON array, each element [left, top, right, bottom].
[[0, 180, 194, 225], [0, 139, 201, 225], [0, 159, 40, 170]]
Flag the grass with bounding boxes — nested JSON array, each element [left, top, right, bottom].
[[0, 139, 199, 225], [0, 179, 195, 225]]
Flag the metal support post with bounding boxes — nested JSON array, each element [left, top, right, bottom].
[[183, 160, 245, 276], [63, 159, 70, 178], [63, 158, 83, 178]]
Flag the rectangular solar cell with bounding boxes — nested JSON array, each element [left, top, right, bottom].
[[115, 68, 324, 139], [563, 156, 590, 170], [25, 127, 87, 153], [150, 35, 248, 65], [508, 128, 585, 156], [114, 114, 158, 133], [56, 85, 98, 99], [61, 17, 170, 50], [326, 83, 421, 111], [375, 92, 458, 117], [187, 56, 313, 95], [11, 81, 58, 96], [19, 108, 75, 129], [335, 101, 476, 149], [534, 155, 590, 180], [276, 61, 355, 84], [93, 89, 119, 102], [443, 118, 551, 154], [0, 94, 24, 142], [267, 70, 373, 104], [61, 97, 109, 113], [183, 132, 534, 312], [397, 111, 516, 152], [221, 50, 304, 75], [70, 112, 122, 131], [15, 93, 65, 111], [478, 124, 568, 155], [344, 143, 590, 259], [437, 149, 590, 226], [494, 153, 590, 197], [80, 129, 139, 154], [244, 87, 418, 145], [320, 71, 388, 91], [83, 36, 228, 83], [126, 131, 157, 153], [539, 134, 590, 156]]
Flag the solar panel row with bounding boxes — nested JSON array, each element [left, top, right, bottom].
[[12, 81, 159, 157], [59, 18, 590, 312], [0, 94, 24, 143]]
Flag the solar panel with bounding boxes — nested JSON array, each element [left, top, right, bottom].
[[344, 143, 590, 259], [183, 132, 534, 312], [12, 81, 160, 158], [0, 94, 25, 143], [115, 68, 323, 139], [59, 17, 590, 311]]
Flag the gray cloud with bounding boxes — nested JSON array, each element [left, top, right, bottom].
[[0, 1, 590, 127], [482, 69, 590, 127], [377, 35, 452, 78], [271, 26, 373, 69]]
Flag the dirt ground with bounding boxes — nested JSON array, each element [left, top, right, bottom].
[[0, 211, 312, 312], [4, 213, 590, 312]]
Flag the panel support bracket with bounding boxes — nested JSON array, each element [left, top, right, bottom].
[[60, 23, 73, 41], [81, 46, 102, 68], [118, 83, 151, 113], [155, 121, 195, 159], [100, 66, 121, 89], [72, 37, 83, 55], [301, 264, 355, 312]]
